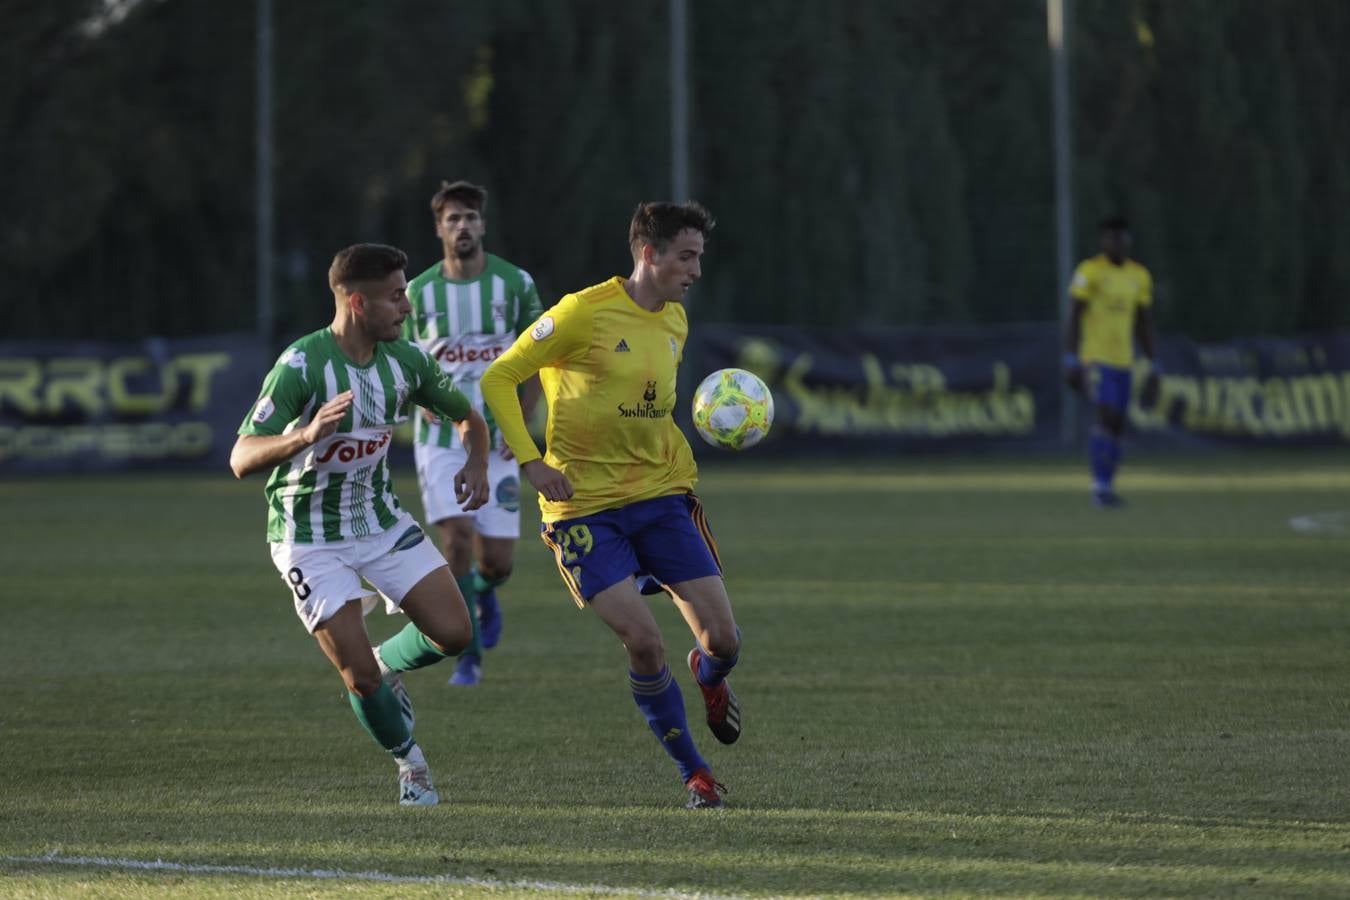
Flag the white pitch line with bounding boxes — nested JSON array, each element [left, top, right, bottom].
[[1288, 510, 1350, 535], [1, 852, 746, 900]]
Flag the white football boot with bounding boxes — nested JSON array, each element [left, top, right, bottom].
[[397, 762, 439, 806]]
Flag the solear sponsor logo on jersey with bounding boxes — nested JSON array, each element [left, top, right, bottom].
[[429, 334, 513, 369], [309, 427, 394, 471], [530, 316, 555, 341], [252, 396, 276, 423]]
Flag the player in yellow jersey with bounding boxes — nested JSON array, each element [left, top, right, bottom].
[[1063, 215, 1161, 506], [480, 201, 740, 809]]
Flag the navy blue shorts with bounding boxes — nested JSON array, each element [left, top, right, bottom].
[[540, 493, 722, 607], [1091, 364, 1133, 413]]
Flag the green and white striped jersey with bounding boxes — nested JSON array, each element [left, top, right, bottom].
[[239, 327, 470, 544], [403, 253, 543, 450]]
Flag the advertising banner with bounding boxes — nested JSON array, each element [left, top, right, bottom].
[[687, 324, 1350, 452], [1135, 333, 1350, 445], [0, 334, 269, 473], [4, 327, 1346, 471], [686, 323, 1063, 452]]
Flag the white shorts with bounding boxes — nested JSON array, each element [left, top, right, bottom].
[[414, 443, 522, 539], [269, 511, 448, 633]]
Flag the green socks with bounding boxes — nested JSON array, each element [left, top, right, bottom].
[[348, 682, 413, 756], [377, 622, 450, 672], [373, 573, 484, 671], [471, 566, 509, 595], [456, 573, 483, 657]]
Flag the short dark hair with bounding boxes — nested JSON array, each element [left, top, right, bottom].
[[431, 180, 488, 219], [628, 201, 716, 256], [1099, 214, 1130, 232], [328, 243, 407, 292]]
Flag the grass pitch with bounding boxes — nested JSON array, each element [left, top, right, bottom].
[[1, 450, 1347, 898]]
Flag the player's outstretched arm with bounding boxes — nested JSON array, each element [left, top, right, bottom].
[[230, 391, 353, 478], [501, 374, 545, 461], [481, 356, 543, 466], [452, 409, 491, 511]]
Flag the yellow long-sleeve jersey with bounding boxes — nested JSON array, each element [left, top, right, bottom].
[[480, 276, 698, 522]]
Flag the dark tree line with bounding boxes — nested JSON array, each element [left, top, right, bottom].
[[5, 0, 1349, 343]]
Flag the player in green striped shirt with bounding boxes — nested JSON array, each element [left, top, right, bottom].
[[403, 180, 544, 686], [232, 243, 491, 806]]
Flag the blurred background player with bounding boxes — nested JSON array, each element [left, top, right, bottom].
[[403, 181, 544, 686], [231, 242, 490, 806], [1063, 214, 1162, 506], [480, 201, 743, 810]]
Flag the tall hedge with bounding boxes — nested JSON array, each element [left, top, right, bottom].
[[3, 0, 1347, 341]]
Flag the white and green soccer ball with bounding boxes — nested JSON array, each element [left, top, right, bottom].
[[691, 368, 774, 450]]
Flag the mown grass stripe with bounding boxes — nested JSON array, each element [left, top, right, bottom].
[[1, 853, 747, 900]]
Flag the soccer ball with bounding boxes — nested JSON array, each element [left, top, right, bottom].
[[691, 368, 774, 450]]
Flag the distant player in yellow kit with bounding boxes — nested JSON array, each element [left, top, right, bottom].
[[1063, 215, 1161, 506], [480, 201, 741, 809]]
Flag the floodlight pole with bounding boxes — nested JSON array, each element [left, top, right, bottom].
[[670, 0, 689, 204], [1048, 0, 1076, 445], [255, 0, 275, 347], [669, 0, 700, 387]]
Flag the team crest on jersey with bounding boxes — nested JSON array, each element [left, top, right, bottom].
[[669, 336, 678, 359], [279, 348, 306, 369], [252, 396, 275, 423], [491, 297, 506, 324], [394, 383, 410, 413], [531, 316, 555, 341]]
